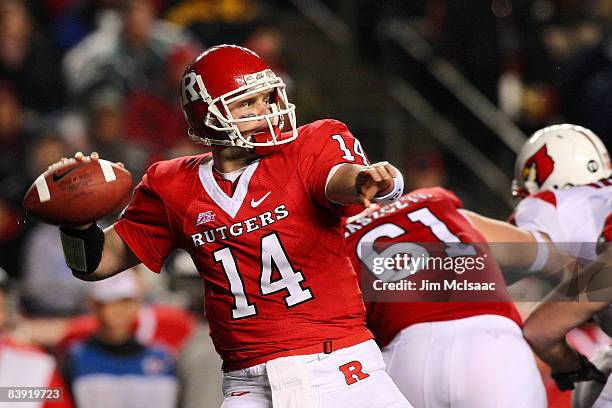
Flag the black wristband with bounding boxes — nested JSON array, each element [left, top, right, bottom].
[[551, 370, 575, 391], [60, 223, 104, 274], [551, 354, 607, 391]]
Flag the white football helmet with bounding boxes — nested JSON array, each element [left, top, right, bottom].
[[512, 124, 611, 197]]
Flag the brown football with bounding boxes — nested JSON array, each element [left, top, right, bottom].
[[23, 159, 133, 226]]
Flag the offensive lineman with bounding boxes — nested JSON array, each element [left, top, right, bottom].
[[55, 45, 412, 407], [344, 187, 548, 407]]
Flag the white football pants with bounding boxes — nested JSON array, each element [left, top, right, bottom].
[[382, 314, 546, 408], [221, 339, 413, 408]]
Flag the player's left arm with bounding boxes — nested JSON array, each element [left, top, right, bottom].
[[326, 161, 403, 207]]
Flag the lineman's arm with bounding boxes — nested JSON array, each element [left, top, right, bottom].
[[460, 209, 564, 279], [460, 209, 537, 267]]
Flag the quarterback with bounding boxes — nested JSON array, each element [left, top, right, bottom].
[[56, 45, 411, 407]]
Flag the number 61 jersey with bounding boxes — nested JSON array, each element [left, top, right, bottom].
[[114, 119, 372, 370], [344, 188, 522, 348]]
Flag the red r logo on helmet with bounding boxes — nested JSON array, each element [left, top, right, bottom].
[[523, 145, 555, 187]]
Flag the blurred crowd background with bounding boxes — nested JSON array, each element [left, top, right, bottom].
[[0, 0, 611, 406]]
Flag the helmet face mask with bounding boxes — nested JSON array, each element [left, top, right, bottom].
[[181, 45, 297, 154], [512, 124, 612, 198]]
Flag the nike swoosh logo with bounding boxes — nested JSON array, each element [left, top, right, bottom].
[[251, 191, 271, 208], [52, 165, 82, 182]]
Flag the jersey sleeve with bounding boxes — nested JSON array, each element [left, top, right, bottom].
[[510, 193, 567, 242], [597, 213, 612, 254], [297, 120, 370, 216], [114, 164, 176, 273], [602, 214, 612, 242]]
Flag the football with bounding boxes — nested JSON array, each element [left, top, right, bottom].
[[23, 158, 133, 226]]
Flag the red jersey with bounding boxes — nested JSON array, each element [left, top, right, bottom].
[[115, 119, 372, 369], [344, 187, 522, 348]]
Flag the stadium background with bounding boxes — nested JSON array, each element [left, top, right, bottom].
[[0, 0, 610, 407]]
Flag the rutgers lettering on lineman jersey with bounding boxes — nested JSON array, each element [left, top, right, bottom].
[[344, 187, 521, 348], [114, 119, 372, 370], [511, 178, 612, 263]]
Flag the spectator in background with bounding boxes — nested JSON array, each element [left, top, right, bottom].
[[66, 270, 179, 408], [244, 25, 292, 90], [48, 0, 124, 55], [163, 0, 260, 45], [0, 267, 74, 407], [16, 251, 223, 406], [21, 218, 89, 317], [63, 0, 198, 103], [18, 264, 224, 406], [559, 27, 612, 146], [0, 85, 29, 279], [0, 84, 29, 210], [57, 266, 196, 356], [87, 89, 150, 180], [0, 0, 65, 114], [0, 199, 22, 278], [63, 0, 201, 162], [123, 44, 201, 161]]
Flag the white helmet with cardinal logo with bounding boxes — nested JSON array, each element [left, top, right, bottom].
[[512, 124, 611, 197]]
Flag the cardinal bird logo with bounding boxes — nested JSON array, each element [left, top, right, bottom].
[[523, 145, 555, 188]]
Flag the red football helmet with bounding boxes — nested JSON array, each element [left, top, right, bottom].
[[180, 44, 297, 154]]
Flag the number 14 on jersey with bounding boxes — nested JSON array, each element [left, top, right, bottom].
[[213, 233, 313, 319]]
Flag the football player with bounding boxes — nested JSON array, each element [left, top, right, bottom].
[[344, 187, 549, 407], [510, 124, 612, 405], [55, 45, 412, 407]]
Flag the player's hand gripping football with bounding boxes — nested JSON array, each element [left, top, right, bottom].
[[52, 151, 124, 170], [23, 151, 131, 228], [57, 152, 125, 229], [355, 161, 399, 207]]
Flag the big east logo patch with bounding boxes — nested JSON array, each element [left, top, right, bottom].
[[523, 145, 555, 187]]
